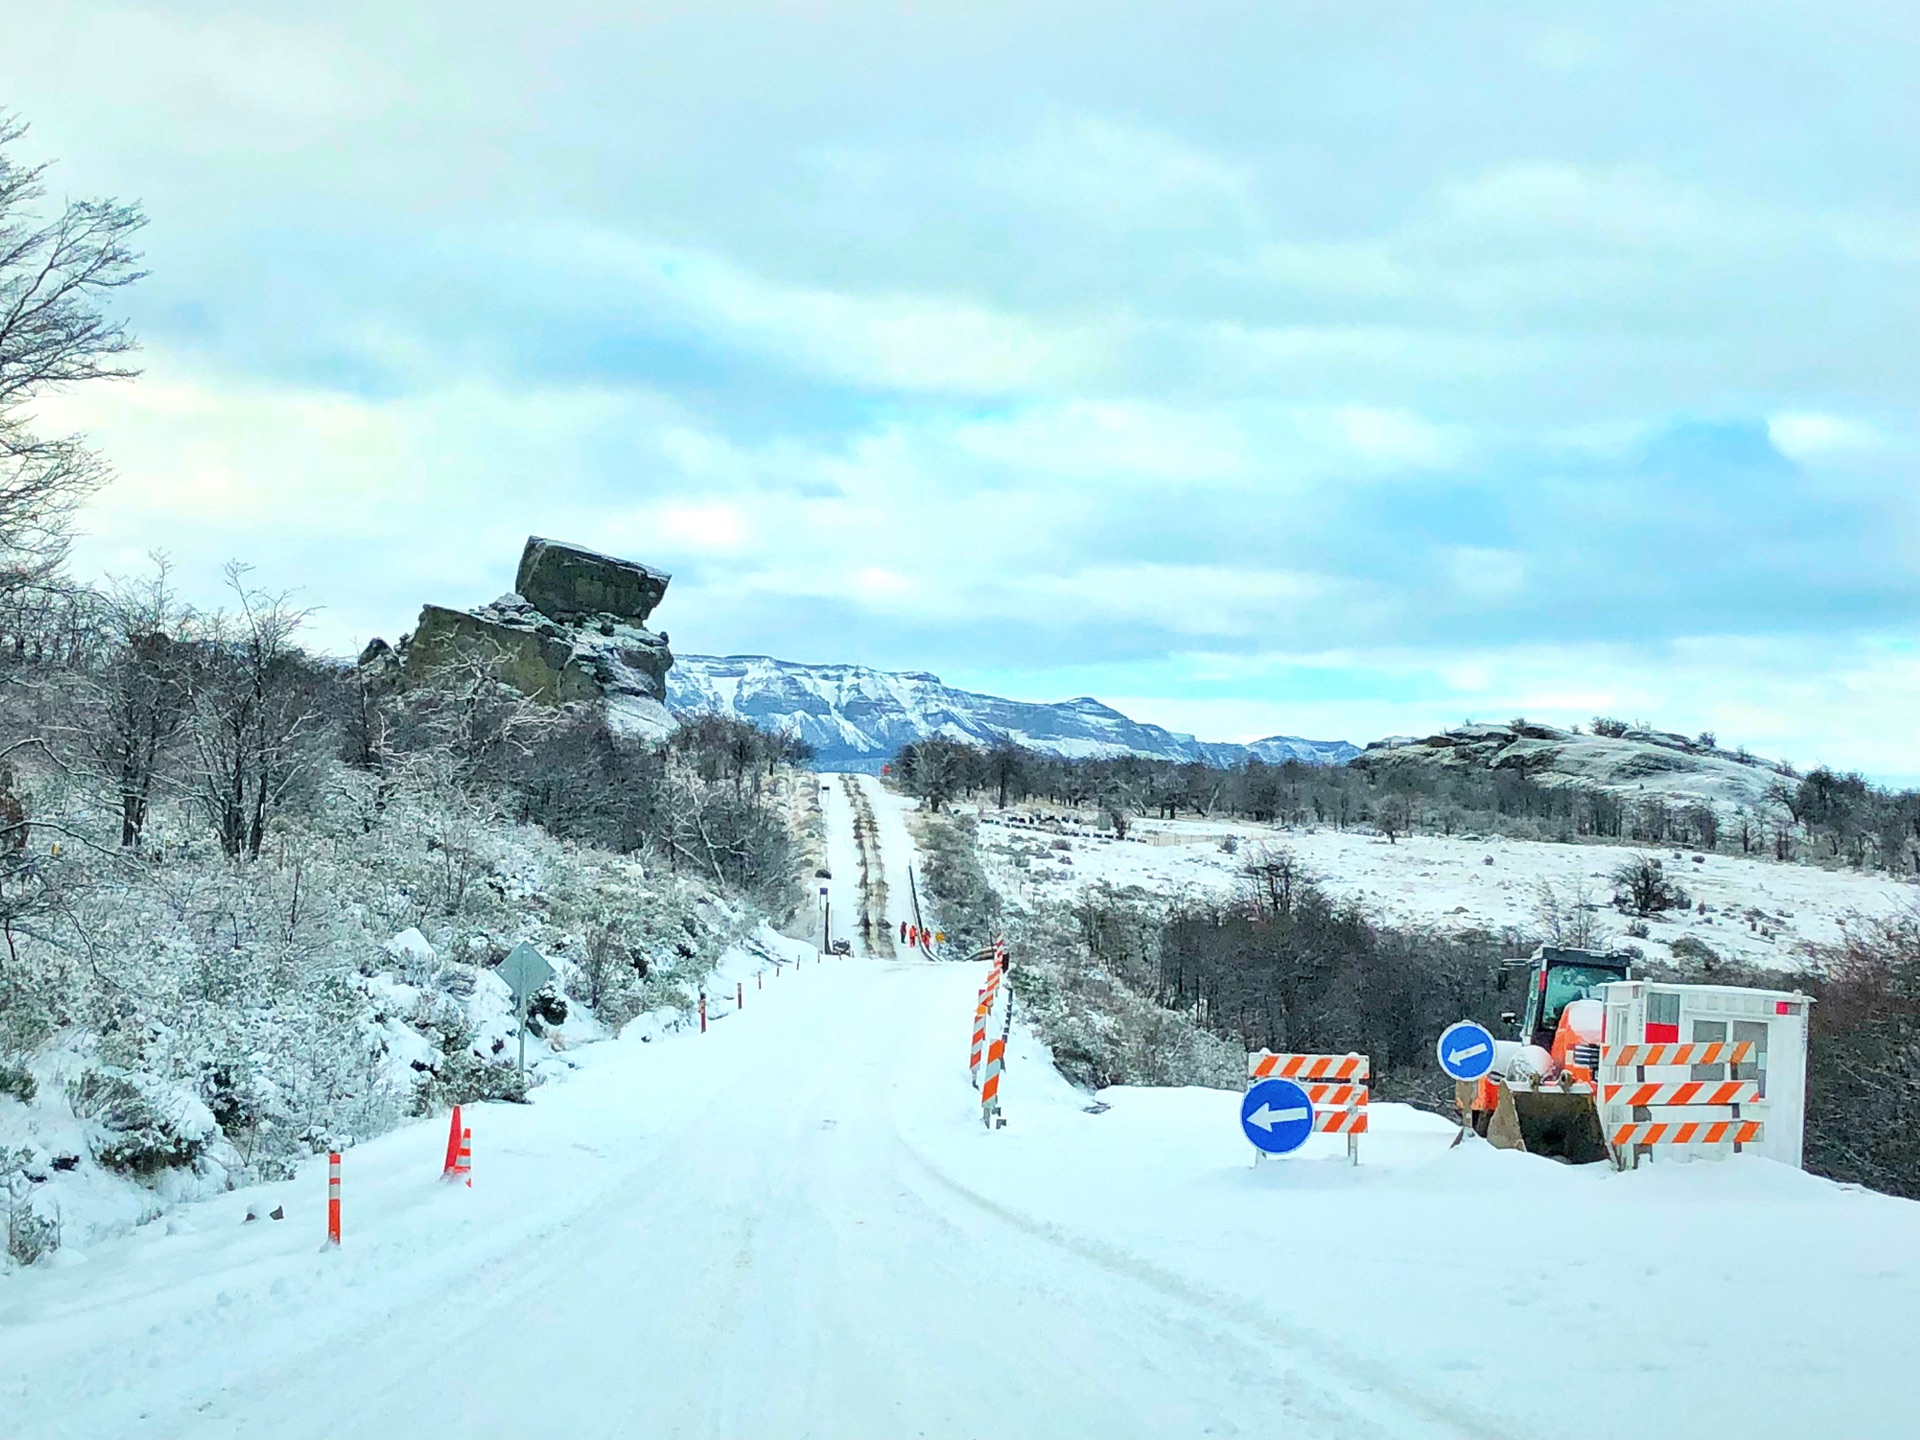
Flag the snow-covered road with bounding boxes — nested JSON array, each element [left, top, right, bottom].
[[6, 780, 1916, 1438]]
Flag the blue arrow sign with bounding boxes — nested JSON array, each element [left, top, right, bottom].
[[1240, 1077, 1316, 1155], [1437, 1020, 1497, 1081]]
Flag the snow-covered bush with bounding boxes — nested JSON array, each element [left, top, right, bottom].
[[1611, 856, 1690, 916], [0, 1062, 33, 1103], [70, 1070, 215, 1179], [4, 1150, 61, 1267]]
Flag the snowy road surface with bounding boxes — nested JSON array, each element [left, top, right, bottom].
[[5, 781, 1916, 1438]]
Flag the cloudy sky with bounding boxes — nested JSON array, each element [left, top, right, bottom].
[[8, 3, 1917, 774]]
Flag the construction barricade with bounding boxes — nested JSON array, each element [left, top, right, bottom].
[[1246, 1050, 1369, 1164], [973, 939, 1012, 1127], [1600, 1040, 1762, 1166], [969, 941, 1008, 1086]]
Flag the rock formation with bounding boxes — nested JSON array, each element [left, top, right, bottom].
[[375, 537, 676, 738]]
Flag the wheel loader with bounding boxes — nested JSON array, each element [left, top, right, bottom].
[[1458, 945, 1631, 1164]]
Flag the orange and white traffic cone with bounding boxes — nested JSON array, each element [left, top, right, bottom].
[[441, 1105, 464, 1180], [454, 1126, 472, 1187]]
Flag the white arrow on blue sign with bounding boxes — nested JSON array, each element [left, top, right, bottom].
[[1437, 1020, 1497, 1081], [1240, 1077, 1316, 1155]]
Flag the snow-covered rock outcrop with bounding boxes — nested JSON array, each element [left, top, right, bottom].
[[1352, 720, 1784, 811], [368, 536, 675, 738]]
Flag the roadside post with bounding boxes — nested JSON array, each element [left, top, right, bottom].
[[1438, 1020, 1497, 1148], [498, 940, 555, 1080]]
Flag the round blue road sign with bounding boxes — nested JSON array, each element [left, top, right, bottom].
[[1437, 1020, 1497, 1081], [1240, 1077, 1316, 1155]]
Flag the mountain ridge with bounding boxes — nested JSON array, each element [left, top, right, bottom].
[[666, 653, 1359, 771]]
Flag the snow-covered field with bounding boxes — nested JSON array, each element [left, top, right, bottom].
[[973, 808, 1918, 969], [4, 780, 1915, 1439]]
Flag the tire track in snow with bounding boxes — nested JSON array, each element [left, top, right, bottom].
[[896, 1141, 1515, 1440], [838, 773, 894, 956]]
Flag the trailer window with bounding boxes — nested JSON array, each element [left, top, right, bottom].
[[1732, 1020, 1769, 1097], [1690, 1020, 1727, 1080], [1647, 991, 1681, 1042]]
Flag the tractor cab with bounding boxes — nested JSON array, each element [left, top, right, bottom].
[[1501, 946, 1633, 1053]]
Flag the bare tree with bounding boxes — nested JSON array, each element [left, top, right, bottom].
[[0, 116, 146, 609], [1376, 793, 1411, 844], [1240, 845, 1308, 920], [71, 557, 196, 845], [184, 566, 320, 860], [1610, 855, 1689, 917], [1535, 876, 1606, 948], [987, 739, 1026, 810]]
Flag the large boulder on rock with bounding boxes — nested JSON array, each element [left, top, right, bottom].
[[377, 537, 677, 740], [516, 537, 670, 627]]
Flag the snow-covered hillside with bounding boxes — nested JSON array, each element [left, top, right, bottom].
[[669, 654, 1358, 771], [971, 808, 1917, 971], [1356, 720, 1787, 813]]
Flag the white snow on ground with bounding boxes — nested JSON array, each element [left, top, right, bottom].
[[972, 808, 1919, 968], [7, 782, 1914, 1439], [815, 771, 860, 952]]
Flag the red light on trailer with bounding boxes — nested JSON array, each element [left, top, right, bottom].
[[1776, 1000, 1795, 1015]]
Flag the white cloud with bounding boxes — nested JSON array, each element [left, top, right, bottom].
[[656, 505, 748, 553], [1328, 407, 1458, 468], [554, 230, 1119, 397], [1767, 412, 1882, 461], [1446, 547, 1526, 603], [984, 114, 1254, 232], [950, 401, 1251, 484]]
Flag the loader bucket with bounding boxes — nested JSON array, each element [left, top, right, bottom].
[[1484, 1081, 1610, 1165]]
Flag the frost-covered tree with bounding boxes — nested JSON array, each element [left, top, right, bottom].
[[0, 116, 145, 611], [183, 566, 322, 859], [67, 558, 197, 846]]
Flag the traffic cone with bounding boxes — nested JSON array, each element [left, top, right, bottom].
[[441, 1105, 465, 1180], [455, 1127, 472, 1187]]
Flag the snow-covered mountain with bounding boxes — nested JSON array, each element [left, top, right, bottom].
[[667, 655, 1359, 771]]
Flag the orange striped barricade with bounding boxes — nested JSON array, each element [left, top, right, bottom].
[[326, 1152, 342, 1246], [981, 983, 1014, 1129], [1601, 1041, 1761, 1168], [969, 960, 1006, 1087], [1245, 1051, 1370, 1164], [980, 1036, 1007, 1128]]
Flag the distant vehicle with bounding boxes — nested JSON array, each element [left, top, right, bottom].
[[815, 867, 832, 879]]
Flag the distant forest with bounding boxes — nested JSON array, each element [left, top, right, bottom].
[[893, 735, 1920, 874]]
